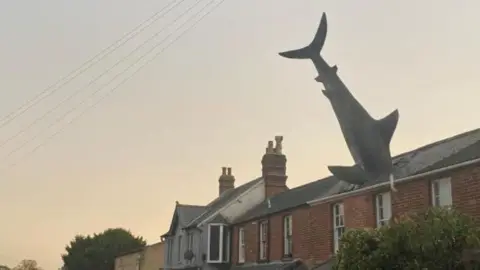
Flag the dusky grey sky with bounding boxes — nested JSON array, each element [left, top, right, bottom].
[[0, 0, 478, 268]]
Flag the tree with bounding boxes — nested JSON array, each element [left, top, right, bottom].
[[0, 265, 10, 270], [11, 260, 42, 270], [333, 207, 480, 270], [62, 228, 146, 270]]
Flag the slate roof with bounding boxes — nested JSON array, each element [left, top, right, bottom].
[[230, 260, 306, 270], [162, 203, 206, 237], [185, 177, 263, 228], [235, 176, 338, 223], [235, 128, 480, 223]]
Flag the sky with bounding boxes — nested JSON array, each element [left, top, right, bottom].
[[0, 0, 478, 268]]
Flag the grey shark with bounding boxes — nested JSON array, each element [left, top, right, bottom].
[[279, 12, 399, 190]]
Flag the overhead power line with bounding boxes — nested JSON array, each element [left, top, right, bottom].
[[0, 0, 187, 129], [0, 0, 205, 149], [2, 0, 227, 171]]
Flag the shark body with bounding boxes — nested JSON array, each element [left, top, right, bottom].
[[279, 13, 399, 190]]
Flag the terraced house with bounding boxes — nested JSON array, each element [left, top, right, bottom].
[[162, 136, 292, 270], [230, 128, 480, 270]]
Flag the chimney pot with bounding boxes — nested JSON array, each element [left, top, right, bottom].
[[221, 167, 227, 175], [227, 167, 232, 176], [274, 136, 283, 154], [266, 141, 274, 154]]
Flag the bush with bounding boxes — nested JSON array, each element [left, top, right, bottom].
[[333, 207, 480, 270]]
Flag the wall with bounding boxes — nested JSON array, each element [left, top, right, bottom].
[[143, 242, 165, 270], [115, 242, 165, 270]]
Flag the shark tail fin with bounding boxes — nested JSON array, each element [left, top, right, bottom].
[[278, 13, 328, 60], [328, 165, 369, 186]]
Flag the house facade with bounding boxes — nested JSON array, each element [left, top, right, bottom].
[[114, 241, 166, 270], [162, 136, 291, 270], [230, 128, 480, 270]]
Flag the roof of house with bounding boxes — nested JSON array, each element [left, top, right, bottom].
[[234, 176, 338, 223], [162, 203, 206, 237], [185, 177, 263, 228], [235, 128, 480, 223]]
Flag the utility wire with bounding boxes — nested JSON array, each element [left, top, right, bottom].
[[2, 0, 227, 171], [0, 0, 187, 129], [0, 0, 204, 149]]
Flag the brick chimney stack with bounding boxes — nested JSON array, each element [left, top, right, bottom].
[[261, 136, 288, 198], [219, 166, 235, 196]]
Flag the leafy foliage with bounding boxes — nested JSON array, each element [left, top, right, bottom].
[[333, 207, 480, 270], [62, 228, 146, 270]]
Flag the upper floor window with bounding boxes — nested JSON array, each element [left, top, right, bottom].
[[283, 215, 293, 257], [185, 232, 194, 264], [166, 238, 173, 266], [375, 192, 392, 227], [238, 228, 245, 263], [333, 203, 345, 252], [207, 224, 230, 263], [432, 177, 452, 207], [259, 221, 268, 260], [177, 235, 182, 262]]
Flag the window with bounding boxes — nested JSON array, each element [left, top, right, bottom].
[[185, 233, 194, 264], [432, 178, 452, 207], [177, 235, 182, 262], [238, 228, 245, 263], [283, 215, 293, 257], [187, 233, 194, 250], [207, 224, 230, 263], [375, 192, 392, 227], [259, 221, 268, 260], [333, 203, 345, 252], [166, 238, 173, 266]]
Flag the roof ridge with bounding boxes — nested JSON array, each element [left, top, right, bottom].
[[177, 203, 205, 208], [392, 128, 480, 159]]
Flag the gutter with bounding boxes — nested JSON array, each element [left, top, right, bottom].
[[307, 157, 480, 206]]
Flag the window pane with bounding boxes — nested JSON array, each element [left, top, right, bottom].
[[209, 225, 220, 261]]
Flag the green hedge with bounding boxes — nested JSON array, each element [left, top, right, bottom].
[[333, 207, 480, 270]]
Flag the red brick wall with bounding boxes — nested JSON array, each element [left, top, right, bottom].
[[231, 164, 480, 265]]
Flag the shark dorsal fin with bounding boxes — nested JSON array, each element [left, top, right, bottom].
[[377, 109, 399, 145]]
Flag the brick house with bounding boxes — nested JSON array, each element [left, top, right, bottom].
[[230, 128, 480, 270]]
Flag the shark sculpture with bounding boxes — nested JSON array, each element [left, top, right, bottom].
[[279, 12, 399, 191]]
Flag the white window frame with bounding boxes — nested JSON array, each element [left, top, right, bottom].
[[333, 203, 345, 252], [431, 177, 452, 207], [185, 232, 194, 264], [207, 223, 227, 263], [259, 221, 268, 260], [375, 192, 392, 227], [283, 215, 293, 257], [238, 228, 245, 263]]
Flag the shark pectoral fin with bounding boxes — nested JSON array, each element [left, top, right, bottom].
[[328, 165, 369, 185], [377, 109, 399, 145]]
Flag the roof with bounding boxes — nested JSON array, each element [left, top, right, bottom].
[[162, 204, 206, 237], [235, 176, 338, 223], [231, 260, 307, 270], [235, 128, 480, 223], [185, 177, 263, 228]]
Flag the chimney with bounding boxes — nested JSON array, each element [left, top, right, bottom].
[[261, 136, 287, 198], [219, 166, 235, 196]]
